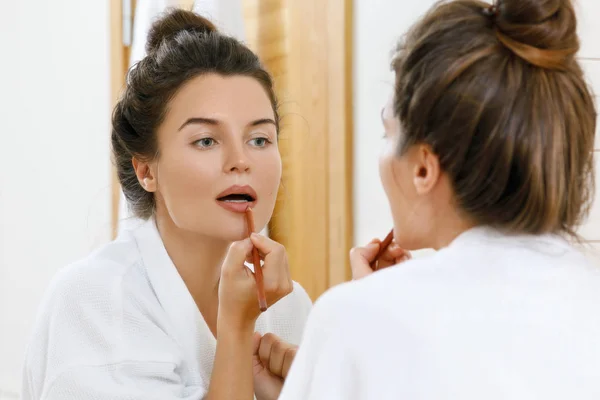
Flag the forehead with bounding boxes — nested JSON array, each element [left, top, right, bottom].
[[165, 73, 275, 123]]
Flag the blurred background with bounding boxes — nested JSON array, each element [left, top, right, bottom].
[[1, 0, 599, 397]]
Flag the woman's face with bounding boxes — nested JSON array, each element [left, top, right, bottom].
[[378, 96, 437, 250], [147, 73, 281, 241]]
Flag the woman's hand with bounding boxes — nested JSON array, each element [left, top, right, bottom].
[[349, 239, 411, 280], [207, 236, 293, 400], [218, 234, 293, 331], [252, 333, 297, 400]]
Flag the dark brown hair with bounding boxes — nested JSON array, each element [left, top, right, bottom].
[[393, 0, 596, 236], [111, 9, 278, 219]]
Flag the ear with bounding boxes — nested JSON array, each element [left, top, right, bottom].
[[132, 157, 157, 192], [412, 145, 440, 195]]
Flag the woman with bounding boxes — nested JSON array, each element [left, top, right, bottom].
[[21, 9, 311, 400], [274, 0, 600, 398]]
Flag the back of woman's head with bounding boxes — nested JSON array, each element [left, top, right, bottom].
[[111, 9, 277, 219], [393, 0, 596, 236]]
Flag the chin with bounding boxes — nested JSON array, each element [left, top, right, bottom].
[[224, 229, 251, 242], [205, 220, 249, 243], [185, 225, 247, 243], [175, 205, 271, 242], [168, 215, 244, 243], [210, 212, 262, 242]]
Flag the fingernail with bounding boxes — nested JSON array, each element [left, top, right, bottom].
[[251, 232, 259, 239], [367, 243, 379, 249]]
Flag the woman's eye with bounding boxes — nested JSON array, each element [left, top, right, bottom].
[[249, 137, 270, 148], [194, 138, 216, 148]]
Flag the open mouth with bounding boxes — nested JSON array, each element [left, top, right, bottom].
[[216, 193, 256, 203], [215, 185, 258, 213]]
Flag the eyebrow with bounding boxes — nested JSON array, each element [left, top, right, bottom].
[[178, 117, 277, 131]]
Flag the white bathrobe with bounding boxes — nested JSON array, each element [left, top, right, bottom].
[[22, 218, 312, 399], [280, 227, 600, 400]]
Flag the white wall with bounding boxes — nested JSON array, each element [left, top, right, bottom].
[[577, 1, 600, 259], [0, 0, 112, 396], [353, 0, 600, 263]]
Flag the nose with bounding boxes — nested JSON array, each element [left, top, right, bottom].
[[223, 142, 250, 173]]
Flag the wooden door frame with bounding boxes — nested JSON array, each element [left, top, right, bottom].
[[324, 0, 354, 289], [245, 0, 354, 298]]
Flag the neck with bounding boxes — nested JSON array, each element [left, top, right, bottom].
[[417, 177, 477, 250], [428, 206, 476, 251], [154, 210, 230, 307]]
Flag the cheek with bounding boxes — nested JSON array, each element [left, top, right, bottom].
[[256, 148, 282, 193], [378, 142, 397, 197], [252, 148, 281, 229], [158, 147, 218, 202], [379, 145, 412, 221]]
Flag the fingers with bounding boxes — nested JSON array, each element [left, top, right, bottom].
[[281, 345, 296, 379], [350, 239, 412, 278], [225, 239, 253, 265], [245, 254, 257, 265], [379, 243, 411, 264], [258, 333, 298, 379], [253, 332, 262, 355], [222, 239, 254, 278], [258, 333, 274, 373], [250, 234, 293, 302], [373, 240, 412, 270], [249, 233, 286, 279], [250, 233, 283, 258], [349, 241, 380, 280]]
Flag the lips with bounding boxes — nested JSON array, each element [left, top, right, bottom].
[[216, 185, 257, 213]]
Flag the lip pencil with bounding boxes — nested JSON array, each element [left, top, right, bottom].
[[245, 207, 268, 312], [370, 229, 394, 271]]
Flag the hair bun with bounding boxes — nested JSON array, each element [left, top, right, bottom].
[[146, 8, 217, 55], [495, 0, 578, 70]]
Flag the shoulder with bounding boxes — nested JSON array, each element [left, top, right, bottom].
[[305, 255, 450, 335], [320, 254, 444, 303], [308, 231, 599, 336], [23, 233, 179, 392], [25, 232, 151, 354], [40, 233, 145, 314]]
